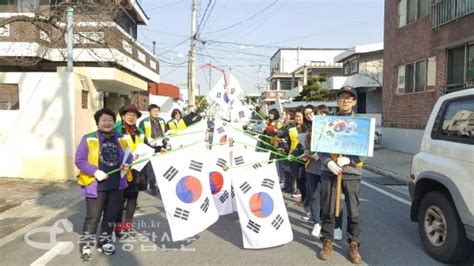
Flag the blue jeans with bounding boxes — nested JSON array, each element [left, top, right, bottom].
[[306, 172, 321, 224], [306, 172, 343, 228]]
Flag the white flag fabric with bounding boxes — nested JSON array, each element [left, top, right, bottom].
[[131, 143, 155, 171], [205, 144, 234, 215], [167, 120, 207, 150], [150, 144, 219, 241], [229, 146, 293, 249]]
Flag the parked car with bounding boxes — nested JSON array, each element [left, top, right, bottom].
[[244, 119, 266, 134], [409, 88, 474, 263]]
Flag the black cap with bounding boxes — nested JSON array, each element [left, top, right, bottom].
[[337, 86, 358, 100]]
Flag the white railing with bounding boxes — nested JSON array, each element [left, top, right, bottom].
[[432, 0, 474, 29]]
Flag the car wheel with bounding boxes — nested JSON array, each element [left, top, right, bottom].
[[418, 191, 473, 263]]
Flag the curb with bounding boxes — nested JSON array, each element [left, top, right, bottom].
[[364, 164, 408, 185]]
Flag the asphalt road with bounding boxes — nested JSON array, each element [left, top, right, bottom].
[[2, 170, 472, 265]]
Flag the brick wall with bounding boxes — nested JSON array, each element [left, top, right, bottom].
[[383, 0, 445, 129]]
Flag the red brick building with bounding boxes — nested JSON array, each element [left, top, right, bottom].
[[383, 0, 473, 153]]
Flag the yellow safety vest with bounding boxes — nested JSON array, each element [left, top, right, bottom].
[[167, 119, 187, 131], [77, 132, 133, 186], [143, 118, 167, 139], [288, 127, 299, 154]]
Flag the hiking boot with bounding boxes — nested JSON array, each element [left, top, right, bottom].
[[319, 239, 333, 260], [348, 241, 362, 264]]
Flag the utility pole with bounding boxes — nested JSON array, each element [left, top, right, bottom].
[[187, 0, 197, 111], [66, 7, 74, 72]]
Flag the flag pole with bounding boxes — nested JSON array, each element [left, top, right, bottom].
[[331, 154, 342, 218]]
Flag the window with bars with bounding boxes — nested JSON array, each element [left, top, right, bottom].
[[81, 90, 88, 109]]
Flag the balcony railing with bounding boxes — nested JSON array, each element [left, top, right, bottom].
[[432, 0, 474, 29]]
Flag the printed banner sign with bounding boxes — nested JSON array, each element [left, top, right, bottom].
[[311, 116, 376, 157]]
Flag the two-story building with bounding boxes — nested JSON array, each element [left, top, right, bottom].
[[334, 42, 383, 117], [262, 48, 346, 112], [0, 0, 160, 179], [383, 0, 473, 153]]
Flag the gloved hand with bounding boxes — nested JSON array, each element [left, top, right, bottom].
[[337, 156, 351, 167], [327, 161, 342, 176], [94, 170, 108, 181]]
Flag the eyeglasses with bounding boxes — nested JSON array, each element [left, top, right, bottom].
[[337, 96, 355, 102], [125, 113, 138, 118]]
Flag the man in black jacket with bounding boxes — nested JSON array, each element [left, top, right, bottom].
[[318, 86, 364, 264]]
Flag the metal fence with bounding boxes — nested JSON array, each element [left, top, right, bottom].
[[432, 0, 474, 29]]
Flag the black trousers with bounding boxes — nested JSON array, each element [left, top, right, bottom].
[[320, 170, 361, 242], [81, 189, 124, 248], [117, 191, 139, 223], [145, 162, 157, 189]]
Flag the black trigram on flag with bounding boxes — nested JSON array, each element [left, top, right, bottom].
[[216, 92, 222, 98], [231, 186, 235, 198], [234, 156, 244, 165], [271, 214, 284, 230], [219, 191, 229, 203], [247, 220, 261, 233], [216, 158, 226, 169], [240, 181, 251, 194], [252, 163, 262, 169], [261, 178, 275, 189], [189, 160, 203, 172], [163, 166, 178, 181], [174, 208, 190, 221], [238, 111, 245, 118], [200, 197, 210, 213], [216, 127, 225, 134]]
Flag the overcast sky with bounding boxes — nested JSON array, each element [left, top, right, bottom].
[[137, 0, 384, 95]]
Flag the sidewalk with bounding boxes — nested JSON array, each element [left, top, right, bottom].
[[0, 148, 413, 248], [364, 148, 414, 183], [0, 178, 81, 247]]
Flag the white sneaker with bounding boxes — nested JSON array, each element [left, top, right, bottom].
[[311, 223, 321, 238], [334, 227, 343, 240]]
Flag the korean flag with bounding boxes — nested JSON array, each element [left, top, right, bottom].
[[168, 120, 207, 149], [229, 146, 293, 249], [205, 144, 234, 215], [150, 144, 219, 241]]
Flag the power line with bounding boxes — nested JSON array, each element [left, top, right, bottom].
[[196, 0, 212, 33], [198, 0, 216, 34], [202, 0, 279, 35]]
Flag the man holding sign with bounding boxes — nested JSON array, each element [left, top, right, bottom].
[[316, 86, 368, 264]]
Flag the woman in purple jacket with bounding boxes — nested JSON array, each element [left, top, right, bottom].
[[75, 108, 132, 261]]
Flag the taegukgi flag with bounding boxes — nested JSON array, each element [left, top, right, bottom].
[[229, 145, 293, 249], [150, 144, 219, 241]]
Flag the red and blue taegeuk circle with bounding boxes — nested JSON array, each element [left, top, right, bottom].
[[249, 192, 274, 218], [176, 176, 202, 203], [209, 171, 224, 195]]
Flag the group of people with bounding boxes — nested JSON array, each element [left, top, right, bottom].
[[75, 103, 202, 261], [74, 85, 364, 263], [260, 86, 364, 264]]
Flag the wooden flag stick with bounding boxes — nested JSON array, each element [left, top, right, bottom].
[[331, 154, 342, 218], [335, 172, 342, 218]]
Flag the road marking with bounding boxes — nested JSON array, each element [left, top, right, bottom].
[[30, 242, 74, 266], [362, 180, 411, 206]]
